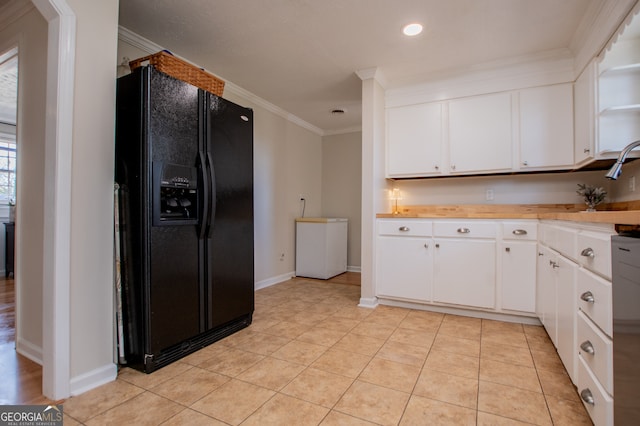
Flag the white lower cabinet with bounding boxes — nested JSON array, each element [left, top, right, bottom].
[[501, 221, 538, 313], [376, 235, 432, 301], [433, 238, 496, 308]]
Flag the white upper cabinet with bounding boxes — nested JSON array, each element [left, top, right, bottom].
[[574, 60, 597, 165], [386, 103, 443, 178], [596, 8, 640, 158], [518, 84, 574, 170], [448, 93, 513, 174]]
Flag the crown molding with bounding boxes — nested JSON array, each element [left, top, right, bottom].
[[571, 0, 638, 75], [356, 67, 388, 88], [117, 26, 324, 136], [323, 126, 362, 137], [0, 0, 34, 29], [386, 48, 575, 108]]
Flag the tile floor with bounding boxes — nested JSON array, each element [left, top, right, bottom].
[[60, 274, 592, 425]]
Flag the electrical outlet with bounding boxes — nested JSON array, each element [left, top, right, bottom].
[[629, 176, 636, 192], [485, 189, 494, 201]]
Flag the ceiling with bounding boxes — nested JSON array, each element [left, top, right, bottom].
[[119, 0, 601, 135]]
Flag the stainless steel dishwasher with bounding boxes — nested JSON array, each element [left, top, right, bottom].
[[611, 232, 640, 424]]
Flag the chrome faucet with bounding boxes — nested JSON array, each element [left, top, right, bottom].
[[605, 140, 640, 180]]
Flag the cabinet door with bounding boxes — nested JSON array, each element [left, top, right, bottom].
[[501, 241, 536, 313], [448, 93, 513, 174], [537, 245, 557, 345], [376, 236, 432, 301], [519, 84, 574, 169], [574, 60, 596, 165], [386, 103, 443, 177], [433, 239, 496, 308], [556, 254, 578, 382]]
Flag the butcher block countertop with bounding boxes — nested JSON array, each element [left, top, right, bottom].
[[377, 202, 640, 225]]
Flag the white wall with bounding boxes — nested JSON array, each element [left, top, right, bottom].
[[322, 131, 362, 269], [0, 4, 47, 363], [609, 159, 640, 202], [66, 0, 119, 390]]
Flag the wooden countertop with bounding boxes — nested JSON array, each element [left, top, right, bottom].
[[377, 203, 640, 225]]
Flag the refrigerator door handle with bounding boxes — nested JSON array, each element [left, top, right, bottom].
[[206, 152, 216, 238], [197, 151, 209, 239]]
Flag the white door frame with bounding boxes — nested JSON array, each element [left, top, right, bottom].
[[31, 0, 75, 400]]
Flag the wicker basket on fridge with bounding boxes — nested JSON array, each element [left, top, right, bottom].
[[129, 51, 225, 96]]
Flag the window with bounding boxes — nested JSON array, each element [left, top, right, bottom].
[[0, 127, 16, 203]]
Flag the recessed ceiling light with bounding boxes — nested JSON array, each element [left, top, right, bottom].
[[403, 23, 423, 36]]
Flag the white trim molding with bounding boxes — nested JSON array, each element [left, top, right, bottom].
[[69, 364, 118, 397], [254, 271, 295, 291], [32, 0, 75, 400], [118, 26, 324, 136]]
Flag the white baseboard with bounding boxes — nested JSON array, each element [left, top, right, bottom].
[[70, 363, 118, 396], [358, 297, 378, 309], [254, 271, 295, 291], [16, 337, 43, 365], [347, 266, 361, 273]]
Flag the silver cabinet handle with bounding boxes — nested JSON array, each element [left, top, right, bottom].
[[424, 243, 429, 249], [522, 161, 528, 166], [451, 164, 456, 171], [580, 340, 595, 355], [399, 226, 410, 232], [512, 229, 527, 235], [435, 243, 440, 248], [580, 389, 595, 406], [580, 291, 595, 303], [538, 252, 544, 256], [581, 247, 595, 258], [584, 148, 590, 154], [505, 247, 510, 252], [434, 165, 439, 170], [549, 260, 559, 268], [456, 228, 470, 234]]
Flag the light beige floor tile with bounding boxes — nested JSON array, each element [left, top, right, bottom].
[[376, 340, 429, 367], [271, 339, 328, 365], [241, 393, 329, 426], [480, 341, 535, 368], [179, 343, 231, 366], [247, 317, 281, 332], [537, 368, 581, 402], [161, 408, 228, 425], [198, 348, 264, 377], [63, 379, 144, 422], [321, 410, 378, 425], [476, 411, 532, 425], [400, 395, 476, 426], [85, 392, 184, 426], [117, 362, 193, 390], [190, 379, 275, 425], [414, 369, 478, 409], [481, 329, 529, 349], [63, 415, 82, 426], [236, 356, 305, 391], [150, 366, 230, 406], [424, 350, 480, 379], [388, 327, 435, 349], [262, 321, 310, 339], [359, 357, 421, 393], [333, 305, 373, 321], [288, 311, 332, 325], [311, 348, 372, 379], [333, 332, 386, 356], [296, 327, 348, 347], [442, 314, 482, 327], [281, 367, 354, 408], [525, 332, 557, 353], [480, 358, 541, 392], [335, 380, 410, 426], [545, 394, 593, 425], [365, 306, 409, 326], [398, 313, 443, 333], [432, 334, 480, 357], [437, 321, 482, 341], [316, 316, 360, 332], [530, 349, 566, 373], [523, 324, 548, 338], [350, 321, 396, 340], [478, 381, 552, 425], [231, 331, 290, 355], [482, 319, 524, 334]]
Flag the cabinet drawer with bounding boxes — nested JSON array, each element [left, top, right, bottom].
[[577, 268, 612, 337], [378, 220, 432, 237], [433, 221, 497, 238], [578, 356, 613, 426], [577, 231, 613, 279], [577, 311, 613, 394], [502, 221, 537, 240]]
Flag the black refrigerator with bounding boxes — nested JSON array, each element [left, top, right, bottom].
[[115, 65, 254, 373]]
